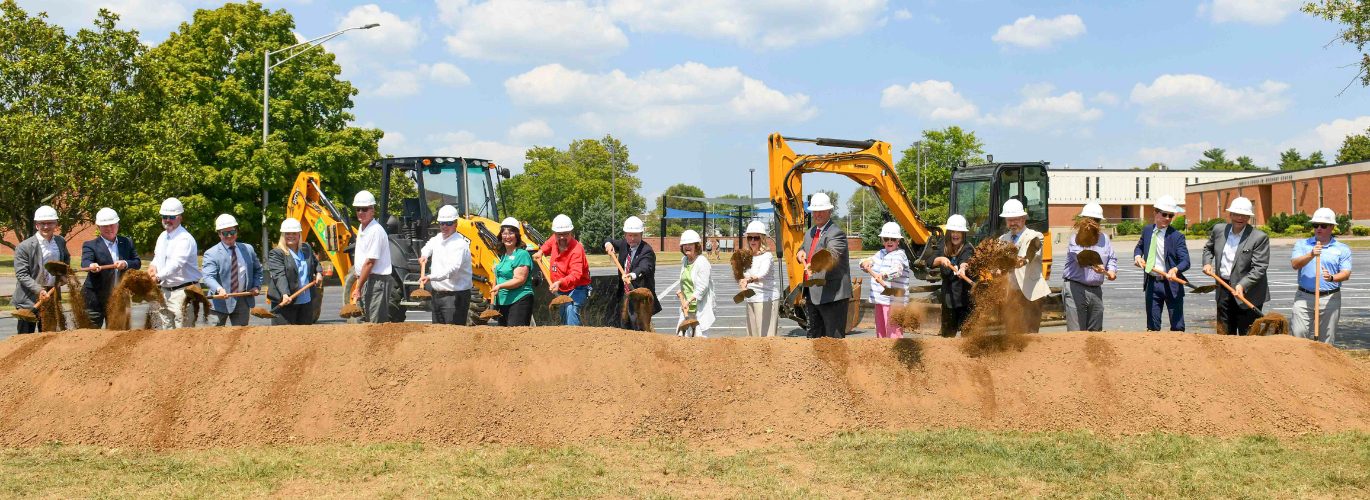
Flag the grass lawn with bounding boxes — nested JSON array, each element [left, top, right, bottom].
[[3, 430, 1368, 499]]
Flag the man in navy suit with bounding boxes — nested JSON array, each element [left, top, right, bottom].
[[1132, 196, 1191, 331], [82, 208, 142, 328]]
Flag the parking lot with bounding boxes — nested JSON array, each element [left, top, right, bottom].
[[3, 244, 1368, 350]]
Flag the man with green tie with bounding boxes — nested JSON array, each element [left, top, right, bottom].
[[1132, 195, 1191, 331]]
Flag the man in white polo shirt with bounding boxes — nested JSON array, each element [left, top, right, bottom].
[[418, 205, 473, 325], [147, 198, 202, 329], [351, 190, 393, 323]]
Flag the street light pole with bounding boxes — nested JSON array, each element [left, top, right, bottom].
[[261, 23, 378, 258]]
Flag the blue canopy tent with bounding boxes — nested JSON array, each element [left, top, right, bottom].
[[658, 195, 772, 250]]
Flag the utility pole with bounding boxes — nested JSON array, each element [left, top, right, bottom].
[[913, 141, 924, 211]]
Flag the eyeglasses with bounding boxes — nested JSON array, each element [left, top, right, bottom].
[[1312, 223, 1333, 229], [1157, 212, 1175, 219], [439, 221, 456, 227], [356, 207, 374, 213], [161, 215, 178, 221], [219, 230, 236, 236]]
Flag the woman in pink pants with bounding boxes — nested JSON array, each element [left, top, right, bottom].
[[860, 222, 911, 338]]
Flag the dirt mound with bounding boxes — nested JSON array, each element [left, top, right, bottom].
[[0, 327, 1368, 448]]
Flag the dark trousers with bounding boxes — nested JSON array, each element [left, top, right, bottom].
[[432, 290, 471, 325], [497, 294, 534, 327], [940, 304, 971, 337], [85, 290, 106, 329], [361, 274, 394, 324], [1216, 287, 1261, 336], [15, 310, 38, 334], [1144, 279, 1185, 331], [271, 303, 315, 325], [804, 297, 848, 339]]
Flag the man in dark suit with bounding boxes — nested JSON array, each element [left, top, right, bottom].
[[1133, 195, 1192, 331], [1201, 197, 1269, 336], [13, 206, 70, 333], [81, 208, 142, 328], [796, 192, 852, 339], [603, 216, 661, 330]]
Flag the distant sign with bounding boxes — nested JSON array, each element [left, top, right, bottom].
[[1238, 174, 1292, 187]]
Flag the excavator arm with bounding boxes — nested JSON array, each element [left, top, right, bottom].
[[285, 172, 357, 280], [769, 134, 936, 304]]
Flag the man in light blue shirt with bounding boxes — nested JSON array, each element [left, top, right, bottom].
[[1290, 207, 1352, 343]]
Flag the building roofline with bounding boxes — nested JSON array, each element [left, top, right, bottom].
[[1185, 160, 1370, 191]]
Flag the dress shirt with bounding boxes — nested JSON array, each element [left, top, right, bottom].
[[1063, 234, 1118, 287], [152, 225, 201, 287], [292, 248, 312, 304], [354, 219, 393, 276], [38, 235, 59, 287], [424, 231, 472, 291], [1220, 225, 1241, 279]]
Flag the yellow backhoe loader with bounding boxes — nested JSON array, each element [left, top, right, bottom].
[[767, 133, 1062, 330]]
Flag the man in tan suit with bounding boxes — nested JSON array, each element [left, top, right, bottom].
[[998, 199, 1049, 334]]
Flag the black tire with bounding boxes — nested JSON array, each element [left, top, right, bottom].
[[388, 274, 407, 323], [469, 292, 491, 326]]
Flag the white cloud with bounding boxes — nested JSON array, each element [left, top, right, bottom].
[[421, 62, 472, 87], [1091, 91, 1120, 106], [437, 0, 628, 61], [1278, 116, 1370, 155], [1136, 141, 1214, 168], [606, 0, 889, 49], [1129, 74, 1291, 125], [894, 9, 913, 20], [429, 131, 532, 169], [1202, 0, 1301, 24], [880, 80, 979, 120], [329, 5, 425, 76], [30, 0, 192, 36], [981, 83, 1103, 130], [374, 70, 422, 98], [504, 62, 814, 136], [508, 119, 555, 142], [991, 14, 1086, 48], [379, 132, 414, 156]]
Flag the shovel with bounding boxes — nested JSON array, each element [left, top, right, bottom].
[[1202, 269, 1255, 309], [44, 261, 96, 275], [809, 248, 836, 273], [732, 288, 756, 304], [339, 278, 364, 319], [1314, 253, 1322, 341], [10, 289, 55, 323], [410, 257, 432, 300], [251, 278, 320, 319]]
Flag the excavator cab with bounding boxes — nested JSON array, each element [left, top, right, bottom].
[[948, 161, 1053, 277]]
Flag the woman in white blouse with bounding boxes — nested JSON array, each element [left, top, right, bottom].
[[670, 230, 715, 337], [738, 221, 780, 337], [859, 222, 912, 338]]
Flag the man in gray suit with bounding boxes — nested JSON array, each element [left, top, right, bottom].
[[1201, 197, 1270, 336], [202, 214, 263, 326], [13, 206, 70, 334], [795, 192, 852, 339]]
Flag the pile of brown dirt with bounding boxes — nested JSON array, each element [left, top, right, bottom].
[[0, 327, 1368, 449]]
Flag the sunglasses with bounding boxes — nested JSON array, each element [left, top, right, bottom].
[[219, 230, 236, 236], [439, 221, 456, 227], [883, 238, 899, 242], [161, 215, 178, 221], [1312, 223, 1333, 229], [356, 207, 374, 213], [747, 236, 761, 240], [1157, 212, 1175, 219]]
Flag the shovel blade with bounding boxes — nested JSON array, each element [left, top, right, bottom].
[[880, 287, 906, 297], [1190, 284, 1218, 294], [732, 289, 756, 304]]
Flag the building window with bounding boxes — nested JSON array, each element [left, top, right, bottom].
[[1136, 177, 1140, 198], [1145, 177, 1150, 199], [1292, 181, 1297, 213], [1349, 174, 1353, 215], [1096, 177, 1100, 197], [1085, 177, 1091, 198], [1319, 178, 1325, 208]]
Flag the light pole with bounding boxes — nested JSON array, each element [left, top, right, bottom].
[[261, 23, 378, 258], [913, 141, 923, 211]]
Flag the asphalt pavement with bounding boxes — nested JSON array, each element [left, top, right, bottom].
[[3, 244, 1369, 350]]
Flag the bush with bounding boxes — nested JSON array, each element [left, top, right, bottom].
[[1286, 224, 1305, 236], [1256, 225, 1271, 234], [1354, 225, 1370, 236], [1115, 220, 1142, 235], [1172, 215, 1188, 231], [1337, 214, 1352, 234], [1267, 212, 1312, 234]]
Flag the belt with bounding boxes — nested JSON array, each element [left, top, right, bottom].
[[161, 282, 194, 291], [433, 289, 469, 296], [1299, 286, 1339, 295], [1145, 274, 1170, 282], [1064, 278, 1101, 288]]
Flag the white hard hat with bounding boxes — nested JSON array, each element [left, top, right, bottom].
[[1079, 203, 1105, 220], [680, 229, 701, 245], [1000, 198, 1027, 218], [945, 214, 969, 232], [808, 192, 834, 212], [215, 214, 238, 231], [95, 207, 119, 225], [500, 217, 520, 229], [280, 217, 303, 233], [352, 190, 377, 207], [33, 206, 58, 222], [879, 222, 903, 240], [1226, 197, 1254, 216], [1311, 207, 1337, 225], [437, 205, 459, 222], [1153, 195, 1184, 213], [552, 214, 574, 232], [745, 220, 767, 235], [623, 216, 645, 233], [159, 197, 184, 216]]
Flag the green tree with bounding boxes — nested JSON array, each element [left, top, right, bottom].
[[1303, 0, 1370, 90], [1279, 148, 1307, 170], [1193, 148, 1260, 170], [500, 135, 646, 236], [1337, 130, 1370, 164], [145, 1, 385, 249], [1235, 156, 1262, 170], [895, 126, 986, 223], [0, 2, 201, 251], [577, 199, 614, 254], [1310, 150, 1329, 167], [1132, 162, 1167, 170]]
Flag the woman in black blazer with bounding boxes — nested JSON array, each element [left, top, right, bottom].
[[267, 218, 322, 325]]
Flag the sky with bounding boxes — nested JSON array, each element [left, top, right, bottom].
[[23, 0, 1370, 215]]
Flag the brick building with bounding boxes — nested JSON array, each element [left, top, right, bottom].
[[1047, 168, 1265, 232], [1184, 160, 1370, 225]]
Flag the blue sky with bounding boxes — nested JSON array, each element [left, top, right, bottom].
[[26, 0, 1370, 214]]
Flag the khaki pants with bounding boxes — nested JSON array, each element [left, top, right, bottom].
[[745, 300, 780, 337], [1292, 289, 1341, 344], [158, 287, 189, 329]]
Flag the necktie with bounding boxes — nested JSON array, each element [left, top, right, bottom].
[[808, 226, 824, 263], [1145, 229, 1160, 274], [229, 246, 239, 293]]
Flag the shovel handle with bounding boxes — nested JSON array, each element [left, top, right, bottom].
[[607, 246, 631, 293], [212, 291, 259, 299], [288, 278, 322, 302], [1203, 269, 1256, 309], [1314, 254, 1321, 341]]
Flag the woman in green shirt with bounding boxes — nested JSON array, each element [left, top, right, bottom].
[[489, 217, 535, 326]]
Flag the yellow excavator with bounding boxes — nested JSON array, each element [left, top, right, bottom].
[[284, 156, 555, 324], [767, 134, 1060, 329]]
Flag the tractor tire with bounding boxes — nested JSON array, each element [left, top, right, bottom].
[[469, 293, 492, 326], [388, 274, 407, 323]]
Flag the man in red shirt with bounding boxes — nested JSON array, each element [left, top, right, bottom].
[[537, 214, 592, 325]]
